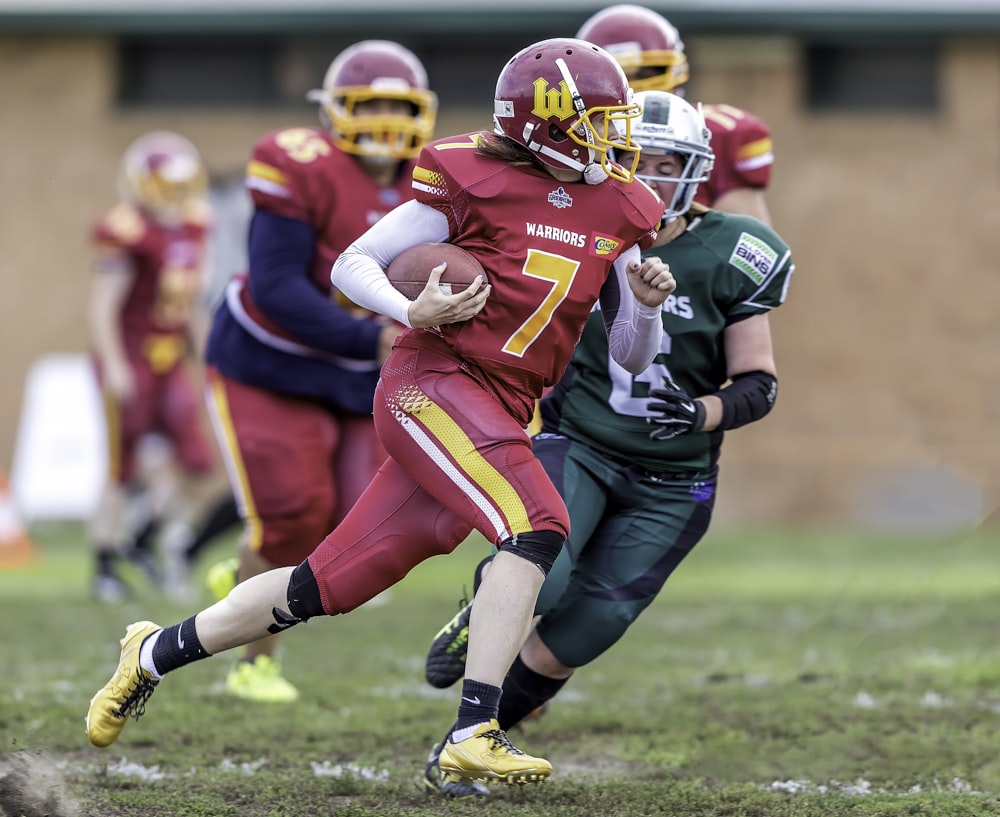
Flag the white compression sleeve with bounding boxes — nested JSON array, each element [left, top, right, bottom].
[[603, 245, 664, 375], [331, 200, 451, 328]]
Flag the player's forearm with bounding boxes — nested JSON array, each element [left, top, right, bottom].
[[332, 200, 450, 328], [603, 247, 664, 374], [247, 211, 383, 360], [607, 302, 663, 375]]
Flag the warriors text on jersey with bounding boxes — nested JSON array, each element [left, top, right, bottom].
[[410, 133, 661, 426], [548, 209, 793, 472]]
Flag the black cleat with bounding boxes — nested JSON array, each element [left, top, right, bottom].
[[425, 599, 472, 689]]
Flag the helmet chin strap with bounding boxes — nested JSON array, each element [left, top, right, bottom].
[[556, 56, 607, 184], [583, 163, 609, 185]]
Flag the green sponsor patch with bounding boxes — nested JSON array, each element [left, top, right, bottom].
[[729, 232, 777, 284]]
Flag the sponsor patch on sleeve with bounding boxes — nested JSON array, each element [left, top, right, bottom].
[[588, 233, 623, 259], [729, 232, 778, 284]]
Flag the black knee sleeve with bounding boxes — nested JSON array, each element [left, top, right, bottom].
[[285, 560, 325, 622], [499, 529, 563, 576]]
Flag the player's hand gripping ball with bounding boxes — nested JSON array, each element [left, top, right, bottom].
[[385, 243, 486, 300]]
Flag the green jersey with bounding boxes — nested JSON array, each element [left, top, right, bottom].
[[542, 209, 794, 473]]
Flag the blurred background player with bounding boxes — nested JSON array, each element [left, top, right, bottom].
[[88, 131, 219, 604], [422, 90, 794, 796], [577, 3, 774, 224], [199, 40, 438, 703]]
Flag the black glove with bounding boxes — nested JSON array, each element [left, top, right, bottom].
[[648, 377, 706, 441]]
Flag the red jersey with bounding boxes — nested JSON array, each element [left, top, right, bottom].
[[411, 134, 661, 422], [91, 202, 209, 373], [243, 126, 414, 316], [696, 104, 774, 207]]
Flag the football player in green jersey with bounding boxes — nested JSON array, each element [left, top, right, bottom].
[[423, 90, 794, 795]]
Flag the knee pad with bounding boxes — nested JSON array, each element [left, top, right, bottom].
[[500, 529, 564, 576], [284, 560, 325, 622]]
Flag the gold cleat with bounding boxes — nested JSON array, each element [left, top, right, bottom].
[[438, 719, 552, 785], [85, 621, 161, 747]]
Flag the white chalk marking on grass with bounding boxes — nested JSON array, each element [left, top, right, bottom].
[[852, 690, 878, 708], [72, 757, 389, 783], [105, 757, 168, 781], [310, 761, 389, 781], [767, 777, 985, 797], [218, 758, 267, 775]]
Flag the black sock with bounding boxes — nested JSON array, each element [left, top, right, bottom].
[[130, 518, 161, 554], [184, 496, 241, 561], [95, 547, 119, 576], [150, 616, 211, 675], [454, 679, 502, 733], [498, 654, 567, 731]]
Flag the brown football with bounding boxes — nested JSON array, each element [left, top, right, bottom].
[[385, 243, 486, 300]]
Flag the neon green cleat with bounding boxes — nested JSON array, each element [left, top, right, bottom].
[[225, 654, 300, 703], [438, 719, 551, 785], [424, 600, 471, 689], [86, 621, 161, 747], [206, 557, 238, 601]]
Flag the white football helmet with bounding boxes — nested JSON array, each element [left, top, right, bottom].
[[632, 91, 714, 220]]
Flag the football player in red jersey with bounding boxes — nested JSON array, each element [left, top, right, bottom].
[[86, 37, 675, 788], [197, 40, 438, 704], [88, 131, 218, 604], [576, 3, 775, 225], [422, 90, 793, 799]]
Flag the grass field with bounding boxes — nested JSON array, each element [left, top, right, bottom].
[[1, 521, 998, 816]]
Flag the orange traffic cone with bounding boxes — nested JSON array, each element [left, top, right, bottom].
[[0, 468, 35, 567]]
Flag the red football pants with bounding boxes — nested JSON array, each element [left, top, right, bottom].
[[206, 368, 387, 566], [307, 334, 569, 614]]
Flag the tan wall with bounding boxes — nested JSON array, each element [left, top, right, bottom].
[[2, 34, 998, 529], [691, 36, 1000, 528]]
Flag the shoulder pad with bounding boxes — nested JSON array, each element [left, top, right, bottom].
[[702, 103, 769, 134], [261, 127, 334, 167], [94, 203, 147, 246], [621, 177, 664, 231]]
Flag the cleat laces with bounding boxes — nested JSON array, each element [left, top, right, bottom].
[[480, 727, 523, 755], [113, 674, 158, 721]]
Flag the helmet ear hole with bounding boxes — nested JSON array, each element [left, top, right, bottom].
[[548, 124, 569, 142]]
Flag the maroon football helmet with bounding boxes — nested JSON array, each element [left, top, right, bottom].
[[307, 40, 438, 161], [117, 131, 207, 226], [576, 4, 690, 93], [492, 37, 641, 183]]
